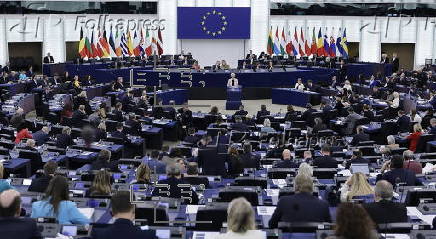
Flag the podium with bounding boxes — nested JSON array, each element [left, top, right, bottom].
[[226, 87, 242, 110]]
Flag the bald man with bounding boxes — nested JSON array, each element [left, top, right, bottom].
[[273, 149, 298, 168], [0, 190, 41, 239], [363, 180, 407, 224]]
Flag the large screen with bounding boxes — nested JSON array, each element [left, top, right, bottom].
[[177, 7, 251, 39]]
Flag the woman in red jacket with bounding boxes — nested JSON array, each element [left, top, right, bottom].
[[15, 124, 33, 144], [407, 123, 423, 152]]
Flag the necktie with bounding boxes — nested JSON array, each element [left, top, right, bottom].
[[232, 79, 234, 86]]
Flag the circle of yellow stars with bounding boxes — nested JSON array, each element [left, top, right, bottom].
[[200, 9, 228, 37]]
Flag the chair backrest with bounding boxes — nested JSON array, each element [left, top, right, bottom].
[[218, 187, 259, 206], [233, 177, 267, 189], [195, 203, 228, 231], [18, 150, 43, 175], [198, 147, 226, 176], [135, 202, 169, 226], [416, 134, 434, 153]]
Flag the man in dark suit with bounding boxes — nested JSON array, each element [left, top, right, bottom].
[[397, 110, 411, 133], [240, 144, 260, 169], [338, 60, 347, 82], [350, 126, 370, 146], [178, 105, 193, 127], [234, 105, 248, 117], [111, 123, 130, 145], [0, 189, 42, 239], [269, 174, 331, 228], [152, 99, 165, 119], [363, 180, 407, 224], [125, 114, 141, 136], [91, 149, 119, 172], [378, 155, 419, 187], [183, 162, 209, 188], [152, 164, 198, 204], [112, 77, 125, 91], [28, 161, 57, 193], [345, 149, 370, 169], [301, 104, 317, 127], [31, 126, 50, 146], [91, 191, 157, 239], [231, 116, 249, 132], [55, 127, 72, 149], [256, 104, 270, 119], [43, 53, 54, 64], [306, 80, 319, 92], [274, 149, 298, 168], [313, 144, 338, 168], [112, 103, 124, 122], [71, 105, 87, 128]]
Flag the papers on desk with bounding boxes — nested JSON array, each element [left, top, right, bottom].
[[193, 231, 220, 239], [78, 208, 95, 220], [256, 206, 276, 216], [383, 234, 410, 239], [265, 189, 280, 197], [407, 207, 436, 225], [338, 169, 352, 177], [81, 151, 93, 156], [186, 205, 205, 214], [272, 179, 287, 188]]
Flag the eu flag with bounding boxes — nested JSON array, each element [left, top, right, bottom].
[[177, 7, 251, 39]]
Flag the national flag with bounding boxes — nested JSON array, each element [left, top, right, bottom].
[[317, 28, 324, 56], [304, 38, 311, 57], [310, 27, 317, 55], [323, 30, 330, 57], [145, 29, 153, 56], [151, 31, 158, 55], [108, 27, 116, 57], [133, 29, 145, 57], [300, 28, 305, 43], [115, 29, 123, 57], [285, 30, 293, 55], [280, 27, 286, 55], [95, 30, 105, 58], [267, 27, 273, 55], [298, 44, 305, 57], [341, 28, 349, 59], [329, 36, 336, 57], [273, 26, 281, 55], [293, 27, 300, 56], [78, 27, 87, 58], [84, 28, 92, 58], [157, 28, 163, 55], [127, 30, 134, 56], [99, 29, 111, 58], [120, 31, 129, 56], [90, 30, 98, 58], [336, 28, 344, 57]]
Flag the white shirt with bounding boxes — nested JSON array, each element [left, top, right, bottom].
[[343, 84, 352, 92], [295, 83, 305, 91], [227, 78, 239, 87], [215, 230, 266, 239], [411, 114, 422, 124], [392, 97, 400, 108]]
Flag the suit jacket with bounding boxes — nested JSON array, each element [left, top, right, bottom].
[[111, 130, 129, 144], [28, 175, 52, 193], [91, 159, 119, 172], [43, 56, 54, 64], [152, 106, 165, 119], [269, 192, 331, 228], [256, 110, 270, 119], [302, 109, 317, 127], [0, 217, 41, 239], [363, 200, 408, 224], [92, 218, 156, 239], [112, 109, 123, 122], [234, 110, 248, 116], [240, 153, 260, 169], [344, 113, 363, 135], [397, 115, 411, 133], [71, 110, 87, 127], [55, 133, 72, 149], [378, 168, 419, 186], [31, 130, 49, 146], [183, 176, 210, 188], [350, 132, 370, 146], [313, 155, 338, 168], [152, 177, 199, 204]]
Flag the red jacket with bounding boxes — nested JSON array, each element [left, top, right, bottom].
[[407, 131, 422, 152], [15, 128, 33, 144]]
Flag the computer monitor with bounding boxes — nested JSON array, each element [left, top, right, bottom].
[[350, 163, 370, 175]]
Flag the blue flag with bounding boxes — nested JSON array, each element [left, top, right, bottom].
[[177, 7, 250, 39]]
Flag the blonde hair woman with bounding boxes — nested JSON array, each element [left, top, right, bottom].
[[339, 173, 374, 202], [89, 170, 112, 196], [134, 163, 151, 184], [297, 163, 313, 178], [215, 197, 265, 239]]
